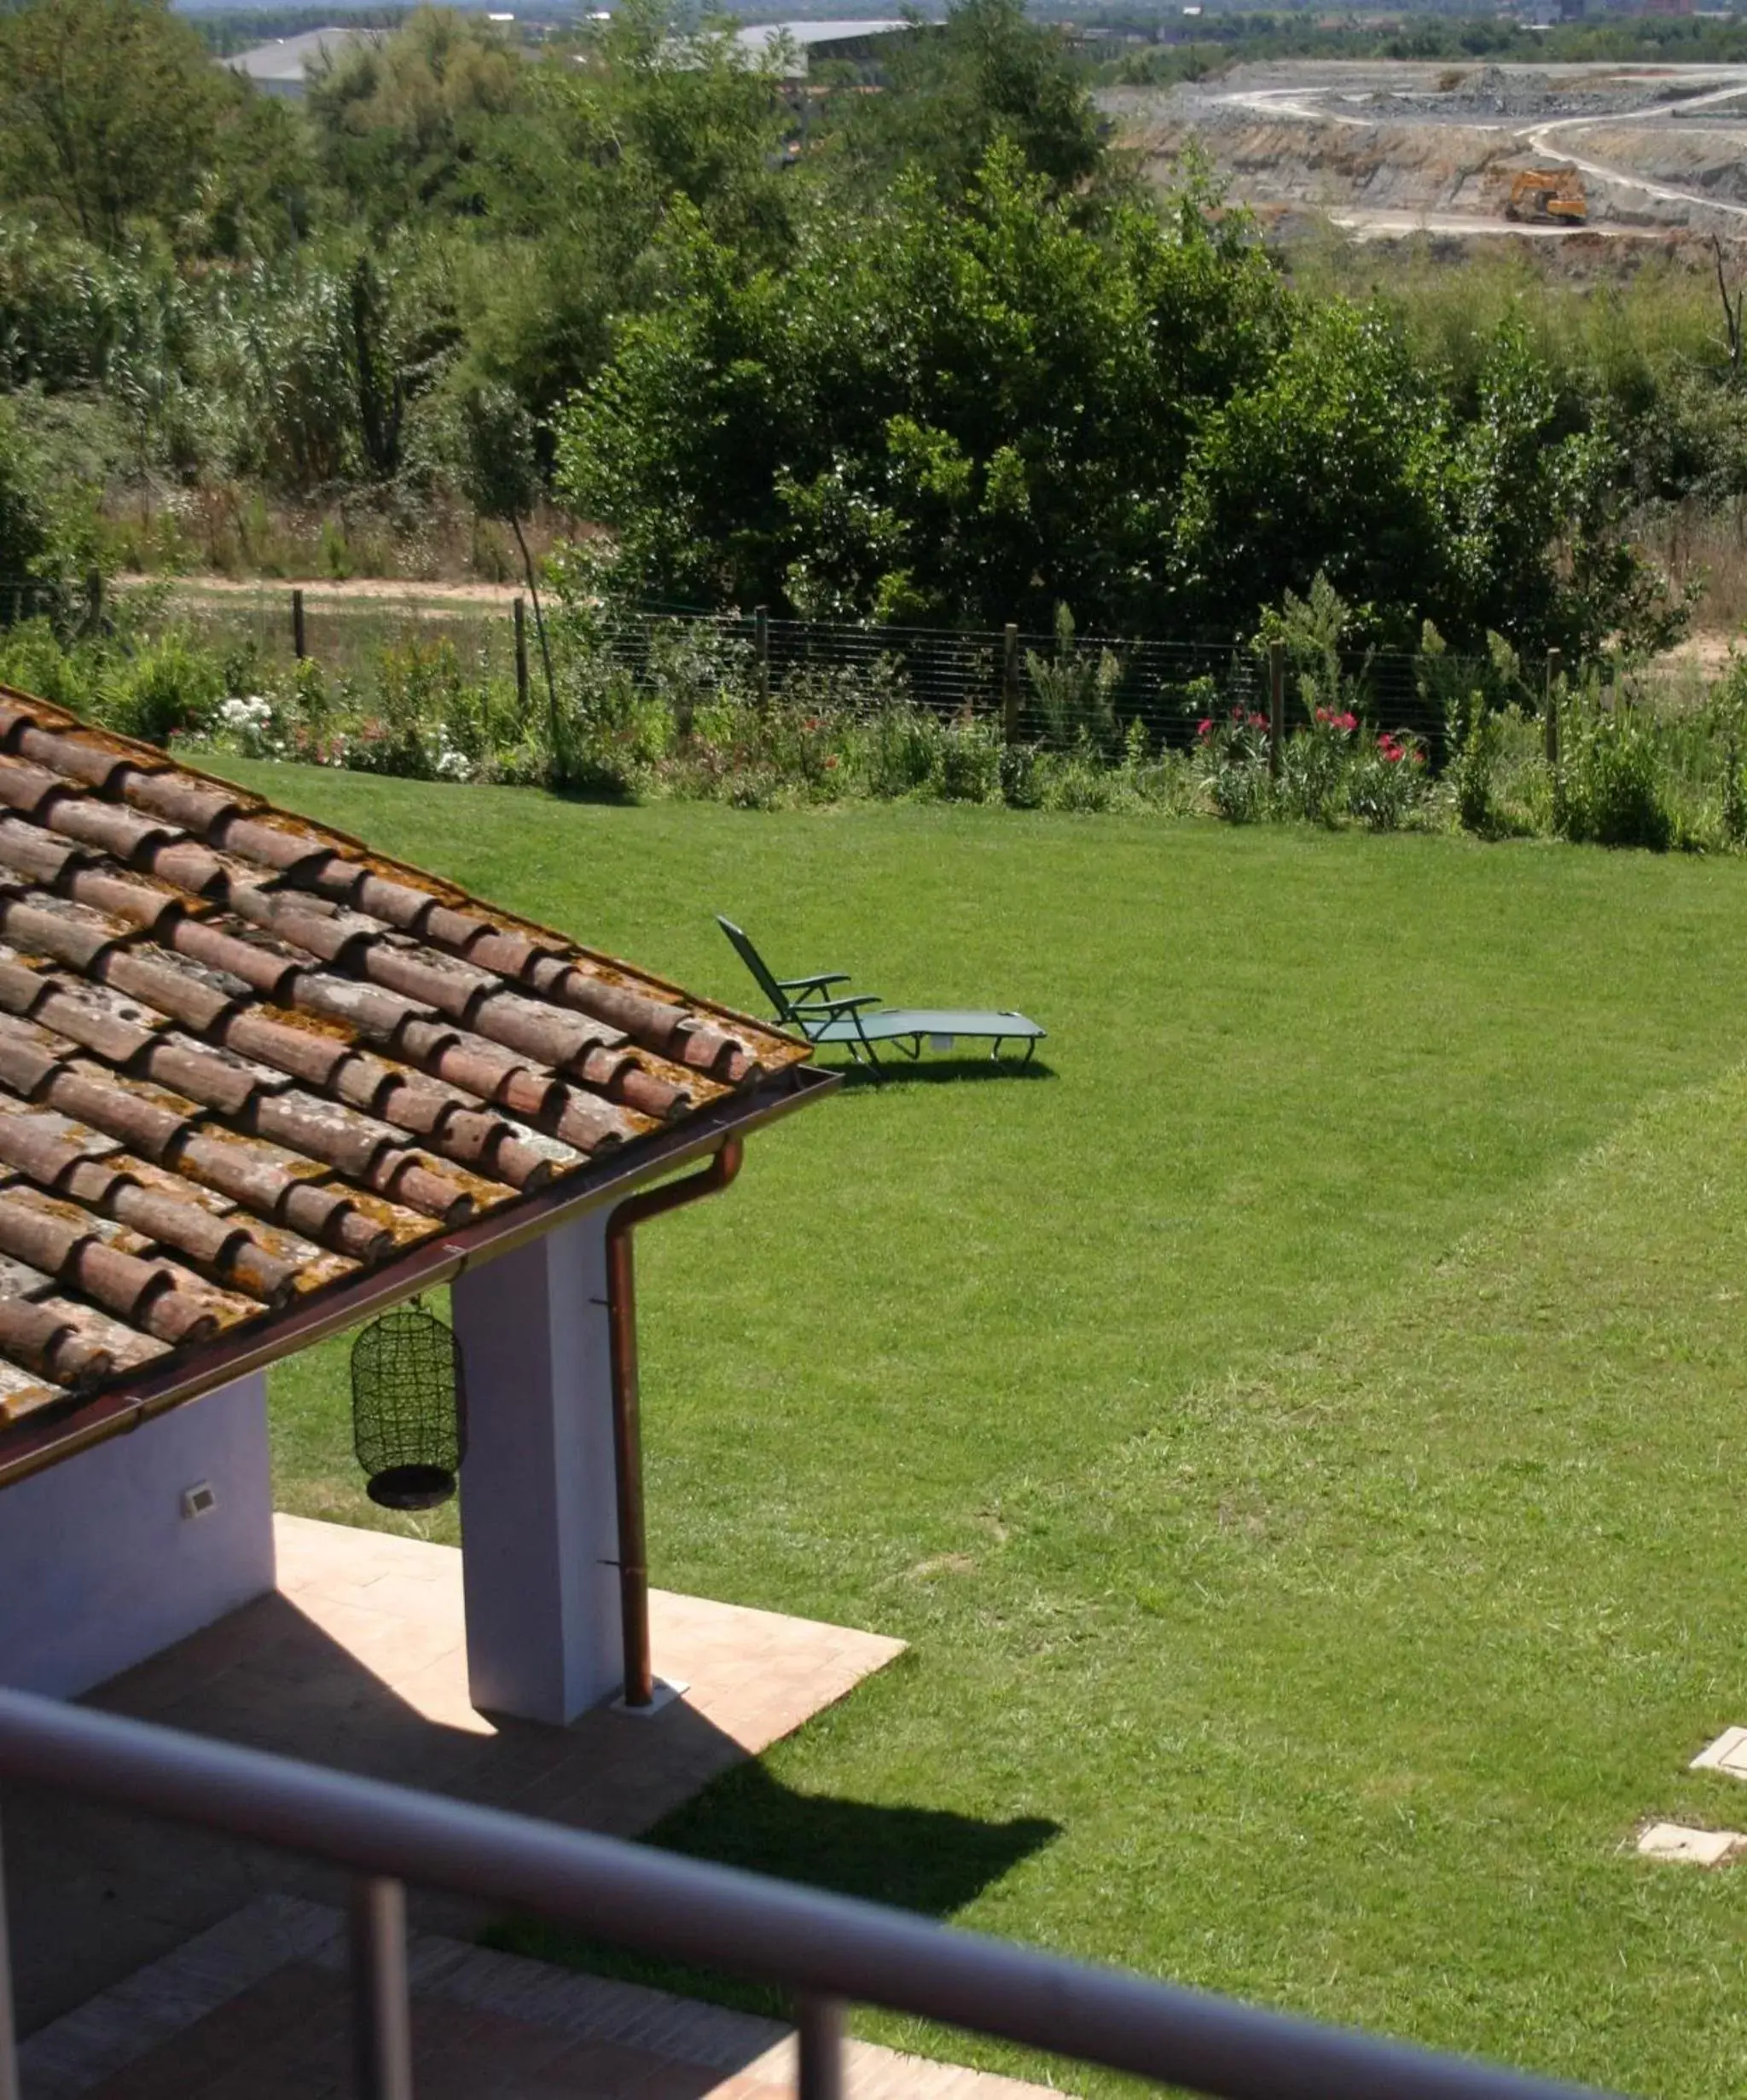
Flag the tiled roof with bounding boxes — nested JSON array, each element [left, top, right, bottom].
[[0, 686, 810, 1440]]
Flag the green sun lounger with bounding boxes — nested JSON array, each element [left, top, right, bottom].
[[717, 916, 1047, 1073]]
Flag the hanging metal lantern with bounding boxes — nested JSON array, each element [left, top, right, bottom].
[[351, 1299, 467, 1511]]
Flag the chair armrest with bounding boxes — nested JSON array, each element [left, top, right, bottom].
[[779, 972, 852, 1000], [809, 994, 883, 1016]]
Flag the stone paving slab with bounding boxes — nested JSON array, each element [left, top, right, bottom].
[[1690, 1726, 1747, 1778], [1634, 1821, 1745, 1865], [9, 1517, 907, 2035], [21, 1896, 1057, 2100]]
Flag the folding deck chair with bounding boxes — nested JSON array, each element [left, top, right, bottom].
[[717, 916, 1047, 1073]]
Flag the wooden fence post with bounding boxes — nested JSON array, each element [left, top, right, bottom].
[[291, 589, 306, 662], [513, 596, 530, 714], [85, 568, 103, 635], [754, 605, 769, 706], [1002, 624, 1021, 742], [1544, 648, 1562, 767], [1268, 641, 1286, 778]]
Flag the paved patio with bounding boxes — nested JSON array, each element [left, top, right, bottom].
[[21, 1895, 1053, 2100], [8, 1516, 907, 2034]]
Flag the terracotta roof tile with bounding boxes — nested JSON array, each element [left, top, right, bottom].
[[9, 722, 165, 793], [45, 796, 177, 864], [0, 1356, 70, 1423], [121, 770, 245, 834], [0, 754, 75, 821], [0, 682, 813, 1449], [0, 818, 85, 886], [31, 1297, 169, 1372]]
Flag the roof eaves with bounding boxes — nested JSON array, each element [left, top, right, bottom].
[[0, 1062, 837, 1489]]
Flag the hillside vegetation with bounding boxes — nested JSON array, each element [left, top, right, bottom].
[[3, 0, 1747, 658]]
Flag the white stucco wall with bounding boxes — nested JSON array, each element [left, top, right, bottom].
[[453, 1210, 624, 1723], [0, 1371, 276, 1699]]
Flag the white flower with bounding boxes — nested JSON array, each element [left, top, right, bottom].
[[434, 739, 473, 782], [217, 693, 281, 758]]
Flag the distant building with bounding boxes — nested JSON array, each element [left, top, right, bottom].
[[731, 19, 919, 78], [223, 25, 383, 97]]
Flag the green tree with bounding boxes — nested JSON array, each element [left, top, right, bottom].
[[453, 382, 557, 743], [307, 9, 530, 223], [1442, 318, 1683, 658], [0, 403, 97, 622], [1172, 301, 1450, 645], [556, 146, 1284, 629], [0, 0, 230, 247], [827, 0, 1103, 204], [456, 0, 794, 424]]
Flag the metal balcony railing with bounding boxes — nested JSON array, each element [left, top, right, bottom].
[[0, 1687, 1624, 2100]]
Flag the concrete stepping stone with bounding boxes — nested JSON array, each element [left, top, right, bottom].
[[1691, 1726, 1747, 1778], [1636, 1822, 1746, 1865]]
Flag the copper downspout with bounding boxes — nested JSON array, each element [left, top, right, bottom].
[[604, 1137, 744, 1708]]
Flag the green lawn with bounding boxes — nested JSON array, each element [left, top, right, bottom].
[[218, 763, 1747, 2095]]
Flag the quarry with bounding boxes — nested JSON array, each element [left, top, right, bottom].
[[1100, 60, 1747, 244]]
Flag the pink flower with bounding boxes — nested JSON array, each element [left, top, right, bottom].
[[1315, 706, 1330, 725], [1197, 718, 1213, 739], [1338, 711, 1357, 734]]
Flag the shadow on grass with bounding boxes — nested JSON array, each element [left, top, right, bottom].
[[831, 1056, 1058, 1091], [485, 1759, 1059, 2016]]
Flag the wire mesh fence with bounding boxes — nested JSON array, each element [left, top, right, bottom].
[[0, 575, 106, 636], [0, 579, 1561, 762], [587, 605, 1510, 753], [156, 584, 530, 698]]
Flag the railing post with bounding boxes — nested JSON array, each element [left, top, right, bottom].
[[291, 587, 307, 663], [754, 604, 770, 706], [1544, 648, 1562, 767], [1002, 623, 1021, 742], [349, 1874, 413, 2100], [1268, 640, 1286, 778], [796, 1992, 844, 2100], [514, 595, 530, 715], [0, 1812, 20, 2100]]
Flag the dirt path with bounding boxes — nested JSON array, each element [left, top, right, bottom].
[[1524, 111, 1747, 223], [135, 574, 526, 609]]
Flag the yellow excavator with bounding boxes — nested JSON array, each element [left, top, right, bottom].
[[1504, 166, 1588, 225]]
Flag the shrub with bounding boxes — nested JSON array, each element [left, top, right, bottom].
[[1024, 605, 1122, 751], [856, 706, 945, 798], [999, 740, 1042, 809], [1039, 750, 1116, 812], [1196, 705, 1271, 823], [939, 720, 1002, 803], [1556, 686, 1673, 851], [1280, 704, 1356, 827], [101, 632, 223, 745], [1444, 683, 1503, 835], [1723, 722, 1747, 849], [1346, 728, 1427, 832]]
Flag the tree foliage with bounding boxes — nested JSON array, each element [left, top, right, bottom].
[[0, 0, 303, 252], [0, 0, 1700, 658]]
